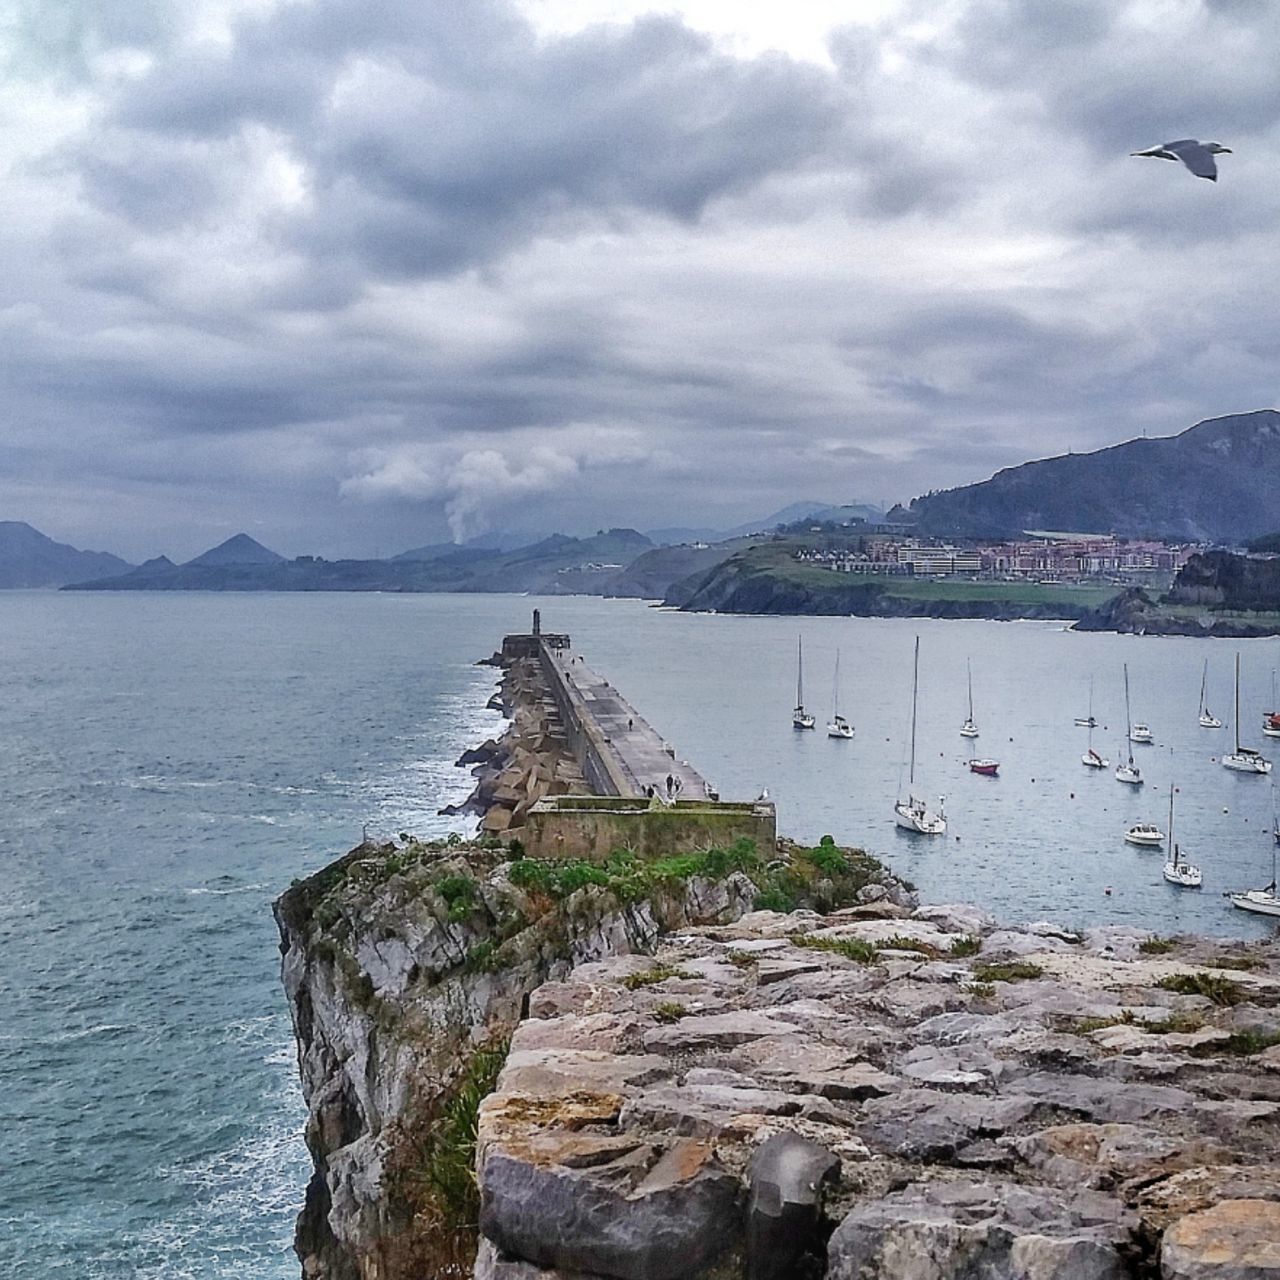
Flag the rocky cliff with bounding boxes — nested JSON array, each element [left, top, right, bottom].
[[475, 902, 1280, 1280], [275, 835, 910, 1279]]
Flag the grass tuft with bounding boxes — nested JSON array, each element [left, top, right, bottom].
[[881, 935, 942, 959], [790, 933, 879, 964], [621, 963, 693, 990], [652, 1002, 688, 1023], [973, 961, 1043, 984], [1139, 937, 1176, 955], [949, 935, 982, 958], [1154, 972, 1246, 1007]]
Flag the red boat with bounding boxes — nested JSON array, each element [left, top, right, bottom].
[[968, 759, 999, 776]]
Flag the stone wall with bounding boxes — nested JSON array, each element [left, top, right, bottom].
[[524, 796, 777, 862]]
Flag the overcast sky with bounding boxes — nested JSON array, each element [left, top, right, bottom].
[[3, 0, 1278, 560]]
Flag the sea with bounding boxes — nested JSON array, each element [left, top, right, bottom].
[[2, 590, 1278, 1278]]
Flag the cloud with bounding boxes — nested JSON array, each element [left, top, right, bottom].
[[4, 0, 1280, 560], [341, 426, 664, 540]]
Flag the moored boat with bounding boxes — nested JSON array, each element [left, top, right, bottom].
[[1198, 660, 1222, 729], [895, 637, 946, 835], [968, 759, 999, 776], [827, 648, 854, 738], [1223, 653, 1271, 773], [1161, 783, 1201, 888], [1082, 747, 1109, 769], [1125, 822, 1164, 847], [1116, 667, 1143, 785], [793, 636, 815, 730]]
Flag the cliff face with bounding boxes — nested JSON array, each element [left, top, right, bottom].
[[276, 833, 906, 1279]]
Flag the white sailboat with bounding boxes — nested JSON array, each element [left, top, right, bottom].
[[1162, 783, 1201, 888], [1115, 665, 1143, 785], [895, 637, 946, 835], [960, 660, 979, 738], [792, 636, 815, 730], [1223, 653, 1271, 774], [1230, 807, 1280, 915], [1074, 677, 1097, 728], [1198, 660, 1222, 729], [827, 649, 854, 738]]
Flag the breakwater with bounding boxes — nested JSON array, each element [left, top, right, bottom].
[[457, 613, 774, 858]]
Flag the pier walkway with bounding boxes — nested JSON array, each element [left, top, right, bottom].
[[541, 643, 713, 802]]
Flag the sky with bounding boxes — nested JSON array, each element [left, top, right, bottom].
[[3, 0, 1279, 561]]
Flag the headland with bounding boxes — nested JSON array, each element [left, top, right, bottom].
[[275, 616, 1280, 1280]]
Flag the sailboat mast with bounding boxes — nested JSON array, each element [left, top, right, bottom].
[[1200, 661, 1208, 717], [796, 637, 804, 709], [909, 636, 920, 787], [833, 650, 840, 718], [1235, 652, 1242, 755], [1124, 664, 1135, 767], [967, 660, 974, 722], [1168, 782, 1176, 867]]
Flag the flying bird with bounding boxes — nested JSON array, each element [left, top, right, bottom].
[[1130, 139, 1232, 182]]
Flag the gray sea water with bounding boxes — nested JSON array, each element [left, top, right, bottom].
[[2, 591, 1277, 1278]]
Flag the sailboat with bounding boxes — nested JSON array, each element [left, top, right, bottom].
[[1198, 661, 1222, 729], [827, 649, 854, 738], [1230, 794, 1280, 915], [895, 637, 946, 835], [960, 660, 979, 738], [1081, 688, 1108, 768], [1263, 671, 1280, 738], [1074, 678, 1097, 728], [1162, 782, 1201, 888], [792, 637, 815, 730], [1115, 665, 1143, 785], [1222, 653, 1271, 774]]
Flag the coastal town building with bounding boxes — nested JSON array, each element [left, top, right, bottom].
[[795, 532, 1199, 582]]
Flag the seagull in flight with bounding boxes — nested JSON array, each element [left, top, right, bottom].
[[1131, 139, 1232, 181]]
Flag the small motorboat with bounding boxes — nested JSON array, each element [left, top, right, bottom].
[[968, 758, 999, 776], [1129, 723, 1154, 744], [1074, 715, 1097, 728], [1125, 822, 1164, 847]]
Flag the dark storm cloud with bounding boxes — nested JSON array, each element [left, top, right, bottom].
[[4, 0, 1280, 558]]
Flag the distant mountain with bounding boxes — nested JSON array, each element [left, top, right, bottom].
[[0, 521, 132, 588], [909, 410, 1280, 543], [66, 528, 656, 595], [185, 534, 284, 566]]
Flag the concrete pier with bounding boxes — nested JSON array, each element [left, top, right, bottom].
[[499, 615, 775, 860]]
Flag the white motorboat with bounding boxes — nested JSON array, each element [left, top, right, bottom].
[[1115, 667, 1143, 785], [1125, 823, 1165, 847], [793, 636, 815, 730], [1129, 723, 1154, 744], [827, 649, 854, 738], [895, 636, 946, 835], [1161, 783, 1202, 888], [1198, 661, 1222, 729], [1082, 747, 1109, 769], [1223, 653, 1271, 774], [960, 660, 979, 738]]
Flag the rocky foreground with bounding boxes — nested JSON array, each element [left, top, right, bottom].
[[475, 904, 1280, 1280]]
